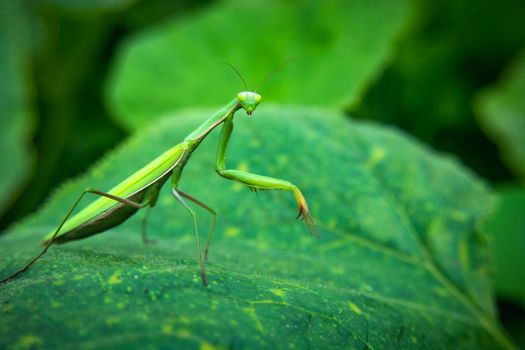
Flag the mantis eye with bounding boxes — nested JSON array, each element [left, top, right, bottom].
[[255, 94, 262, 103], [237, 92, 246, 102]]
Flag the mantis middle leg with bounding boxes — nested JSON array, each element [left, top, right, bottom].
[[170, 172, 216, 286]]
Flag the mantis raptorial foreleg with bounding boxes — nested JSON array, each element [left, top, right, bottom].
[[0, 188, 145, 285], [215, 117, 318, 238]]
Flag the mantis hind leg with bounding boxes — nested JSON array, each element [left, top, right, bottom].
[[171, 188, 209, 287], [0, 188, 144, 285], [176, 190, 216, 260]]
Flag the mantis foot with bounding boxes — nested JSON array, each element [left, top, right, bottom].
[[293, 188, 319, 239]]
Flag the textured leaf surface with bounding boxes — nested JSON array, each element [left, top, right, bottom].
[[476, 51, 525, 181], [107, 0, 410, 129], [0, 106, 512, 349], [0, 1, 34, 214]]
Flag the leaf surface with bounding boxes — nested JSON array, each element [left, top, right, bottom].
[[0, 106, 512, 349]]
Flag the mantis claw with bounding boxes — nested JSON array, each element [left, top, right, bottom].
[[293, 188, 319, 239]]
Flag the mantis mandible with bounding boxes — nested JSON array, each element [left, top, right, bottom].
[[0, 64, 318, 287]]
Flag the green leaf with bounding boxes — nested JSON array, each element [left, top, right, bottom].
[[0, 106, 512, 348], [0, 1, 35, 215], [481, 186, 525, 306], [106, 0, 410, 130], [476, 51, 525, 181]]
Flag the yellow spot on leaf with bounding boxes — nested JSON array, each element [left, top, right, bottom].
[[331, 266, 345, 275], [13, 334, 43, 349], [244, 307, 264, 332], [237, 161, 249, 172], [176, 328, 191, 339], [348, 301, 362, 315], [434, 287, 449, 297], [326, 218, 337, 229], [92, 168, 104, 180], [178, 316, 191, 324], [225, 226, 240, 238], [108, 272, 122, 285], [257, 240, 269, 251], [162, 324, 173, 334], [450, 210, 468, 222], [277, 155, 289, 166], [270, 288, 286, 298], [200, 342, 216, 350], [366, 147, 386, 168], [105, 317, 120, 326]]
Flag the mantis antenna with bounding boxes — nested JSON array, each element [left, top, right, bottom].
[[222, 62, 249, 90], [255, 56, 300, 92]]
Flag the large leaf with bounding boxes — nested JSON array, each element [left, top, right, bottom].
[[0, 106, 512, 348], [0, 1, 34, 215], [476, 51, 525, 182], [106, 0, 410, 129]]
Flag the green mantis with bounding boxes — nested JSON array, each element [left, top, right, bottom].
[[0, 65, 318, 287]]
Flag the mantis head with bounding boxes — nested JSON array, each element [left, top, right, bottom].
[[225, 58, 297, 116], [237, 91, 262, 116]]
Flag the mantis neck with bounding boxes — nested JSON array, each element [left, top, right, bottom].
[[184, 97, 241, 144]]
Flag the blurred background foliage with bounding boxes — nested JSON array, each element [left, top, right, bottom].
[[0, 0, 524, 346]]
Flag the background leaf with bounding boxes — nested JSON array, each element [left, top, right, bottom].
[[106, 0, 410, 129], [352, 0, 525, 183], [0, 106, 512, 349], [476, 51, 525, 182], [0, 1, 35, 215], [475, 51, 525, 346]]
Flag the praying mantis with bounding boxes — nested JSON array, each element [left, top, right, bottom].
[[0, 64, 318, 287]]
